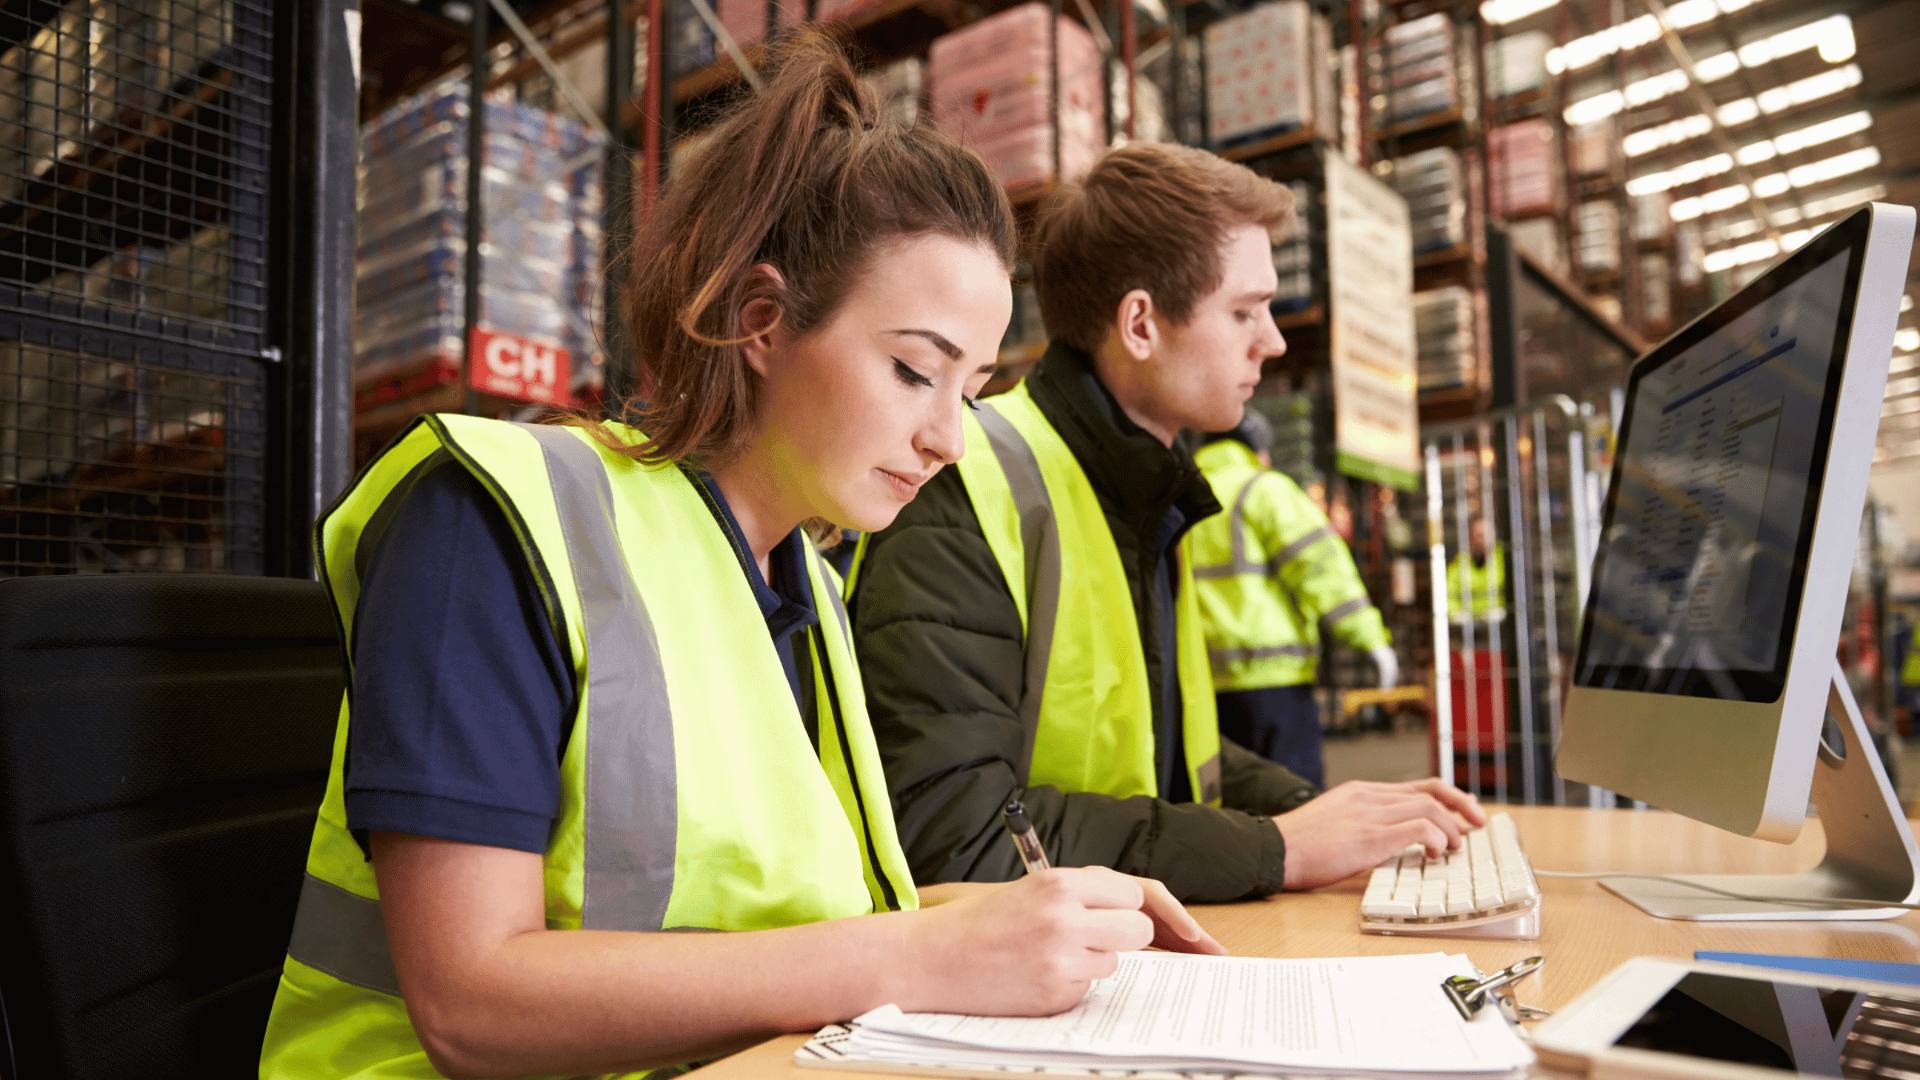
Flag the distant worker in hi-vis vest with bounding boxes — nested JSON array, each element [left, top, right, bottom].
[[1187, 409, 1397, 788], [259, 34, 1222, 1080], [848, 142, 1485, 906], [1443, 518, 1510, 751]]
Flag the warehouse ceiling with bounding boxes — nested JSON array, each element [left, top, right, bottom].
[[1483, 0, 1919, 466]]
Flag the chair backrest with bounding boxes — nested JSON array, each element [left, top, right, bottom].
[[0, 574, 343, 1080]]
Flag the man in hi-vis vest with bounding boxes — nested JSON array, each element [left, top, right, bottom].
[[848, 143, 1484, 903], [1189, 410, 1397, 788]]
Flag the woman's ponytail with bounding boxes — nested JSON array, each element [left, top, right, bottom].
[[605, 28, 1014, 469]]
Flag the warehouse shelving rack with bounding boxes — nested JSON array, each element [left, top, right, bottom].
[[0, 0, 357, 578]]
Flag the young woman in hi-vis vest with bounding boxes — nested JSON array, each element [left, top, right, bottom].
[[260, 29, 1225, 1080]]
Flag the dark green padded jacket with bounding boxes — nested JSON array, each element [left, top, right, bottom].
[[848, 341, 1319, 903]]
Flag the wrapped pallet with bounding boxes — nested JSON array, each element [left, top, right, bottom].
[[1202, 1, 1332, 147], [929, 3, 1104, 192]]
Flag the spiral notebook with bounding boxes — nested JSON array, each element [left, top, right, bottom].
[[795, 951, 1535, 1080]]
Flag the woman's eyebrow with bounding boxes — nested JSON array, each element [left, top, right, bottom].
[[890, 328, 963, 360]]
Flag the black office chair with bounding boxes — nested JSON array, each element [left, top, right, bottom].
[[0, 574, 343, 1079]]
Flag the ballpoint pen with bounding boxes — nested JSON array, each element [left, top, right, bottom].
[[1001, 798, 1051, 874]]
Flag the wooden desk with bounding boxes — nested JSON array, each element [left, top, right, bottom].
[[691, 805, 1920, 1080]]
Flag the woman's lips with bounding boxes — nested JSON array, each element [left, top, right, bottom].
[[877, 467, 925, 499]]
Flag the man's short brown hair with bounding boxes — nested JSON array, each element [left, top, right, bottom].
[[1032, 143, 1295, 355]]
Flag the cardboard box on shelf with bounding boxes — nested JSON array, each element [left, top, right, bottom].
[[1485, 31, 1551, 99], [1489, 119, 1558, 218], [354, 87, 605, 413], [1203, 0, 1332, 146], [1575, 199, 1621, 273], [929, 3, 1104, 189], [1507, 216, 1568, 279], [1414, 285, 1476, 392], [1391, 147, 1467, 254]]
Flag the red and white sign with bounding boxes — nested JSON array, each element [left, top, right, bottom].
[[467, 327, 571, 406]]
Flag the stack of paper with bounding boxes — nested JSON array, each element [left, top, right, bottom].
[[798, 951, 1535, 1079]]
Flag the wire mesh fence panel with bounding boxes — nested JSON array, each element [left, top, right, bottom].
[[1422, 394, 1626, 806], [0, 0, 274, 576]]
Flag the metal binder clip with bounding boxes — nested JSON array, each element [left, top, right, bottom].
[[1442, 955, 1545, 1021]]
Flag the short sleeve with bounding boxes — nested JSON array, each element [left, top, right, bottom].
[[344, 456, 577, 857]]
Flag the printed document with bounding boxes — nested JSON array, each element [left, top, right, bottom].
[[820, 951, 1533, 1078]]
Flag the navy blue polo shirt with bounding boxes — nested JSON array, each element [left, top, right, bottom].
[[344, 455, 820, 857]]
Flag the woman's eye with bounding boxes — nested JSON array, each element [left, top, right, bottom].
[[963, 395, 981, 412], [893, 358, 934, 388]]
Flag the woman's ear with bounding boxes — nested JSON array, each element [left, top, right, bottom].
[[739, 263, 789, 378]]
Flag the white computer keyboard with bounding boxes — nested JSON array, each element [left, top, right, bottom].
[[1359, 812, 1541, 937]]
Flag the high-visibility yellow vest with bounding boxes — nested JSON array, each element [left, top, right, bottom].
[[260, 415, 916, 1080], [849, 383, 1221, 804], [1446, 544, 1508, 620], [1186, 440, 1388, 691], [1901, 636, 1920, 688]]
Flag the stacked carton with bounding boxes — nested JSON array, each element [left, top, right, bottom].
[[929, 3, 1103, 193], [1631, 191, 1670, 243], [1575, 200, 1621, 274], [1380, 14, 1462, 128], [354, 87, 606, 414], [1415, 286, 1475, 392], [1272, 180, 1315, 311], [862, 57, 923, 126], [715, 0, 806, 48], [1508, 217, 1568, 278], [1391, 148, 1467, 254], [1251, 391, 1321, 488], [1488, 119, 1558, 218], [1569, 118, 1614, 178], [1484, 31, 1551, 100], [1203, 1, 1334, 147], [1640, 253, 1671, 327]]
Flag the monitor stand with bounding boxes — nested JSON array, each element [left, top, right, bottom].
[[1601, 659, 1920, 921]]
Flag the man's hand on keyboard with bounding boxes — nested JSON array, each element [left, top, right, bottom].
[[1272, 779, 1488, 890]]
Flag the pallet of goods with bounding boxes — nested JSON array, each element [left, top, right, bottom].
[[354, 87, 605, 420], [928, 3, 1104, 193], [1203, 0, 1334, 148]]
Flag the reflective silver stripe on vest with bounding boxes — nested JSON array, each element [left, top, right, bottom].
[[1207, 643, 1316, 665], [973, 405, 1062, 788], [1195, 752, 1221, 805], [1192, 473, 1268, 580], [1193, 475, 1339, 582], [813, 546, 854, 650], [1320, 596, 1374, 629], [287, 874, 403, 997], [1271, 525, 1334, 571], [522, 424, 680, 932]]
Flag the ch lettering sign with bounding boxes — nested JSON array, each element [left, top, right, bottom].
[[467, 327, 572, 406]]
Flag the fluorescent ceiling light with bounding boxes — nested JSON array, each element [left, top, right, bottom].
[[1671, 151, 1881, 225], [1482, 0, 1558, 26], [1900, 328, 1920, 353], [1562, 19, 1856, 126], [1630, 114, 1869, 194], [1904, 294, 1914, 313], [1703, 238, 1778, 272], [1628, 154, 1733, 195], [1625, 114, 1715, 157], [1786, 146, 1879, 188], [1546, 0, 1763, 71]]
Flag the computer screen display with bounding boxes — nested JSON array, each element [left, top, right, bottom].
[[1575, 229, 1865, 701]]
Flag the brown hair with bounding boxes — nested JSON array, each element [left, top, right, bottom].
[[602, 29, 1017, 469], [1031, 142, 1295, 356]]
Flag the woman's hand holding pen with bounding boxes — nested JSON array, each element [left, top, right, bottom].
[[896, 867, 1223, 1017]]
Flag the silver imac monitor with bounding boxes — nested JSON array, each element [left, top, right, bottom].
[[1557, 202, 1918, 921]]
